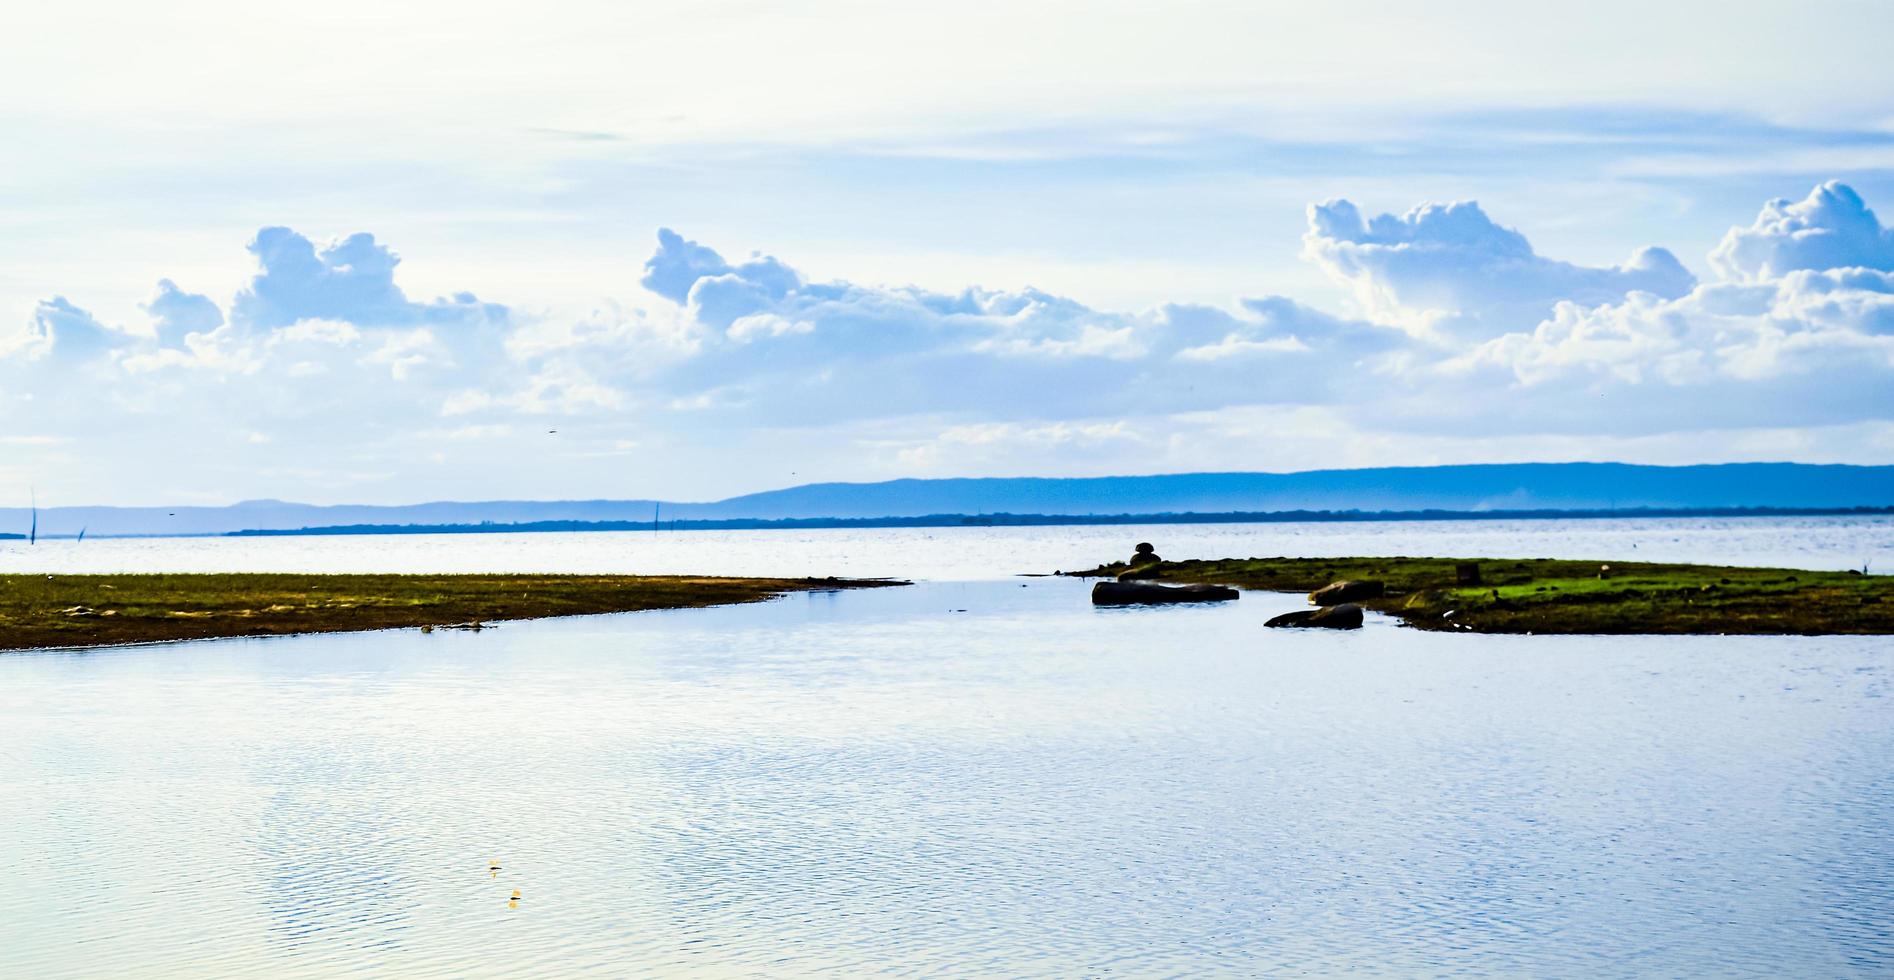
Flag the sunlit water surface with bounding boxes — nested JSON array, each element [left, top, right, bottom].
[[3, 514, 1890, 579], [3, 520, 1892, 975]]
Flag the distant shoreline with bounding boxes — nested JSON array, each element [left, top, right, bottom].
[[9, 463, 1892, 538], [209, 505, 1894, 539]]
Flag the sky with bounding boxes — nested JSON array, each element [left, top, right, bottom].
[[4, 0, 1894, 506]]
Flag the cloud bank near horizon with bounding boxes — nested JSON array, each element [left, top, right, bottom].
[[6, 181, 1894, 503]]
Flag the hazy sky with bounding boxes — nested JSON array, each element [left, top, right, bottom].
[[5, 0, 1894, 505]]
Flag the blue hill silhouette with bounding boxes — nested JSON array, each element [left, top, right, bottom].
[[5, 462, 1891, 538]]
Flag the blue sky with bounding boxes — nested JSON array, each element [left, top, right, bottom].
[[5, 0, 1894, 505]]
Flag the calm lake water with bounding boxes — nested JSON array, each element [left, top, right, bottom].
[[3, 519, 1892, 976], [4, 513, 1892, 579]]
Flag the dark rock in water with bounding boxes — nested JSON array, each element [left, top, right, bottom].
[[1266, 603, 1364, 629], [1308, 580, 1384, 606], [1092, 581, 1238, 605], [1128, 542, 1162, 566]]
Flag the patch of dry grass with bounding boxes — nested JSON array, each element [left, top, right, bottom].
[[0, 573, 904, 651]]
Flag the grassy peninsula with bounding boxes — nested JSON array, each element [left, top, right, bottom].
[[1070, 557, 1893, 634], [0, 573, 903, 652]]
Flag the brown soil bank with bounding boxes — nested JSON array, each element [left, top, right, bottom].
[[1068, 557, 1894, 635], [0, 573, 906, 652]]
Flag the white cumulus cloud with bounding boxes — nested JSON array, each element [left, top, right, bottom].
[[9, 180, 1894, 502], [143, 279, 223, 344], [1303, 197, 1695, 341], [1709, 180, 1894, 282], [232, 227, 509, 330], [11, 297, 130, 362]]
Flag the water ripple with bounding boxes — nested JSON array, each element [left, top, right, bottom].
[[2, 578, 1890, 975]]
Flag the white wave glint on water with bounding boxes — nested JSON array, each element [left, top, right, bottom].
[[1, 514, 1889, 579]]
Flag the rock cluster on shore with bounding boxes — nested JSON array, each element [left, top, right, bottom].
[[1091, 581, 1239, 605], [1068, 546, 1894, 635]]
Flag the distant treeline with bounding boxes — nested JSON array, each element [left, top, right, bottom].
[[0, 532, 23, 540], [222, 504, 1894, 537]]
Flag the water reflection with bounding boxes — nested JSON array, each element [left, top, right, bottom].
[[1, 579, 1890, 976]]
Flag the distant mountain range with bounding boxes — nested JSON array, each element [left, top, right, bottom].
[[5, 463, 1893, 539]]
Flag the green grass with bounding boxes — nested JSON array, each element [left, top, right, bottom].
[[1069, 557, 1893, 634], [0, 573, 904, 652]]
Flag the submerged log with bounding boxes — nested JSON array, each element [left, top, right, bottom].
[[1265, 603, 1365, 629], [1091, 581, 1239, 605]]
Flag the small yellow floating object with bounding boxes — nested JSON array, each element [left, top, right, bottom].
[[508, 889, 521, 907]]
